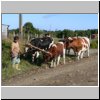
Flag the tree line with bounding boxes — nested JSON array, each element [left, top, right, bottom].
[[9, 22, 98, 39]]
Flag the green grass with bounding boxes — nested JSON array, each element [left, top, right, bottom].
[[2, 39, 40, 80], [90, 39, 98, 49], [2, 58, 39, 80], [2, 39, 12, 68]]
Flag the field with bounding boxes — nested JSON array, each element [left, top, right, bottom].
[[1, 38, 98, 86]]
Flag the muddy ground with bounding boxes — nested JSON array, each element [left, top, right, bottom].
[[2, 49, 98, 86]]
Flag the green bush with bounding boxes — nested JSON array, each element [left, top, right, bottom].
[[2, 40, 11, 68], [90, 39, 98, 49], [2, 40, 32, 80]]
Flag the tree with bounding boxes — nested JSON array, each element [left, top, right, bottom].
[[90, 29, 98, 35], [86, 29, 91, 38], [15, 28, 19, 35], [35, 29, 42, 37], [23, 22, 35, 40], [62, 29, 74, 38], [55, 30, 62, 38]]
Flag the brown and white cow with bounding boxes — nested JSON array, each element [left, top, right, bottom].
[[64, 37, 78, 55], [44, 42, 66, 67], [67, 37, 90, 60]]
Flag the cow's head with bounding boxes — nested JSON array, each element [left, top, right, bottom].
[[64, 37, 75, 49], [43, 52, 53, 63], [23, 44, 32, 58], [24, 44, 40, 63]]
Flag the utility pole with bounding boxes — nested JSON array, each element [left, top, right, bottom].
[[19, 14, 23, 39]]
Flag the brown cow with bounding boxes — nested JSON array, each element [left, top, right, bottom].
[[67, 37, 90, 60], [63, 37, 77, 55], [44, 42, 66, 67]]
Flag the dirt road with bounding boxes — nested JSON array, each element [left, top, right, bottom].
[[2, 49, 98, 86]]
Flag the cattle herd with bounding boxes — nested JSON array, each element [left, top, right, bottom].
[[23, 36, 90, 67]]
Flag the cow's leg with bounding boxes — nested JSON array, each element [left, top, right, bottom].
[[68, 48, 70, 55], [65, 48, 67, 54], [66, 49, 68, 55], [77, 50, 82, 60], [32, 51, 39, 63], [32, 54, 35, 63], [75, 52, 77, 57], [63, 48, 66, 64], [87, 47, 90, 57], [53, 59, 57, 67], [72, 49, 76, 56], [74, 50, 77, 56], [57, 55, 61, 66], [66, 48, 70, 55], [50, 60, 53, 67], [80, 51, 84, 59]]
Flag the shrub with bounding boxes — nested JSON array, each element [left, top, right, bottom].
[[2, 39, 11, 68], [2, 39, 33, 80], [90, 39, 98, 49]]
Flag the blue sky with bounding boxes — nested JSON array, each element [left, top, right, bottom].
[[2, 14, 98, 31]]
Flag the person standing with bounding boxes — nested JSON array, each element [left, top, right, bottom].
[[11, 36, 21, 70]]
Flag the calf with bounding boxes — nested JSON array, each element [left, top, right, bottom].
[[67, 37, 90, 60], [44, 42, 66, 67]]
